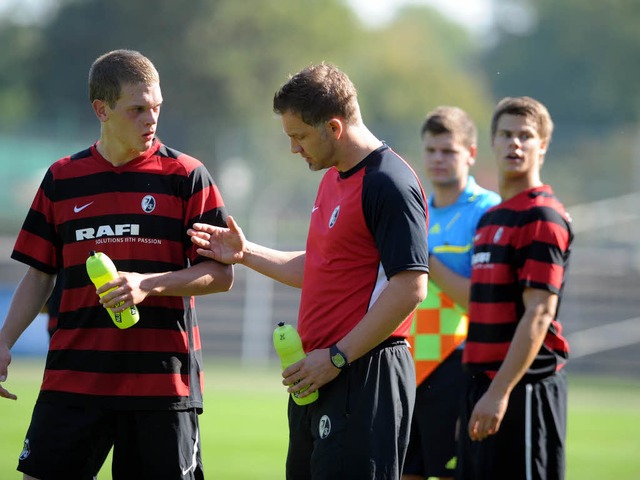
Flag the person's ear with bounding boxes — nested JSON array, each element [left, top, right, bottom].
[[327, 118, 343, 138], [538, 140, 548, 165], [468, 144, 477, 167], [92, 99, 108, 122]]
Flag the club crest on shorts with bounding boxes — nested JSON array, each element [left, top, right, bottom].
[[328, 206, 340, 228], [319, 415, 331, 439], [141, 195, 157, 213], [19, 438, 30, 460]]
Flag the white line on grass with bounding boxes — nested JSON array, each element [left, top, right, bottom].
[[566, 317, 640, 359]]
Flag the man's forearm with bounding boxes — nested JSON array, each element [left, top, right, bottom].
[[429, 255, 470, 309], [336, 270, 428, 363], [142, 260, 233, 297], [241, 242, 306, 288], [0, 268, 55, 349], [488, 305, 553, 396]]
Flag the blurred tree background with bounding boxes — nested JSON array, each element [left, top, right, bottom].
[[1, 0, 639, 391], [3, 0, 637, 237]]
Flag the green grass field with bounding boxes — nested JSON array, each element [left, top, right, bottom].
[[2, 357, 639, 479]]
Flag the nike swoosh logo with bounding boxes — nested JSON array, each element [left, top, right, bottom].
[[182, 465, 194, 476], [74, 202, 94, 213], [181, 427, 200, 475], [312, 206, 319, 212]]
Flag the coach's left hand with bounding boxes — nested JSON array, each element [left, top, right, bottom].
[[282, 348, 340, 398]]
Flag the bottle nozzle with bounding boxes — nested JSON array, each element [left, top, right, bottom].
[[278, 321, 285, 327], [89, 250, 96, 256]]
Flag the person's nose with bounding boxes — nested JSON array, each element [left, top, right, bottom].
[[428, 150, 443, 164], [145, 108, 159, 126], [290, 139, 302, 154]]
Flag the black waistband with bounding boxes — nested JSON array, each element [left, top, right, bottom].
[[347, 337, 408, 366], [373, 336, 408, 352]]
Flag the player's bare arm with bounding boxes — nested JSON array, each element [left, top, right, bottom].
[[97, 260, 233, 312], [428, 254, 471, 309], [285, 270, 428, 397], [467, 288, 558, 441], [189, 215, 306, 288], [0, 268, 56, 400]]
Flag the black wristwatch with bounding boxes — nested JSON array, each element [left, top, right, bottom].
[[329, 343, 349, 369]]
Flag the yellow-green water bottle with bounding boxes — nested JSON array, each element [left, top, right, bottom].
[[273, 322, 319, 405], [86, 250, 140, 329]]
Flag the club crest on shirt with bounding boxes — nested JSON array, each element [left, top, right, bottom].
[[319, 415, 331, 439], [141, 195, 156, 213], [328, 206, 340, 228]]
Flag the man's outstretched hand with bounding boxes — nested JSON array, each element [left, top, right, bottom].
[[188, 215, 246, 265]]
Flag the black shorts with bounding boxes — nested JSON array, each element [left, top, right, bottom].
[[457, 369, 567, 480], [403, 349, 465, 477], [17, 402, 203, 480], [286, 338, 415, 480]]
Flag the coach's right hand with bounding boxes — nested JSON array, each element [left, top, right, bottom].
[[188, 215, 247, 265]]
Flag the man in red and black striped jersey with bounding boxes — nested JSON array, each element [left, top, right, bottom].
[[458, 97, 573, 480], [0, 49, 233, 479], [190, 63, 430, 479]]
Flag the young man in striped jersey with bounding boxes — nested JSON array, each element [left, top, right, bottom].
[[458, 96, 573, 480], [403, 107, 500, 480], [0, 49, 233, 479]]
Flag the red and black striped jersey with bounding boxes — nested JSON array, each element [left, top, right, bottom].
[[463, 185, 572, 381], [298, 144, 429, 351], [12, 141, 227, 410]]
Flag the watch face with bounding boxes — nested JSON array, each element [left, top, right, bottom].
[[331, 352, 346, 368]]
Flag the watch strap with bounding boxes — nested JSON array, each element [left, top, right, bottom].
[[329, 343, 349, 369]]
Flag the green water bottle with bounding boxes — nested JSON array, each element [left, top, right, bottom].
[[273, 322, 319, 405], [86, 250, 140, 329]]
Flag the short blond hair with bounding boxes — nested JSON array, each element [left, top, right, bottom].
[[88, 49, 159, 108]]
